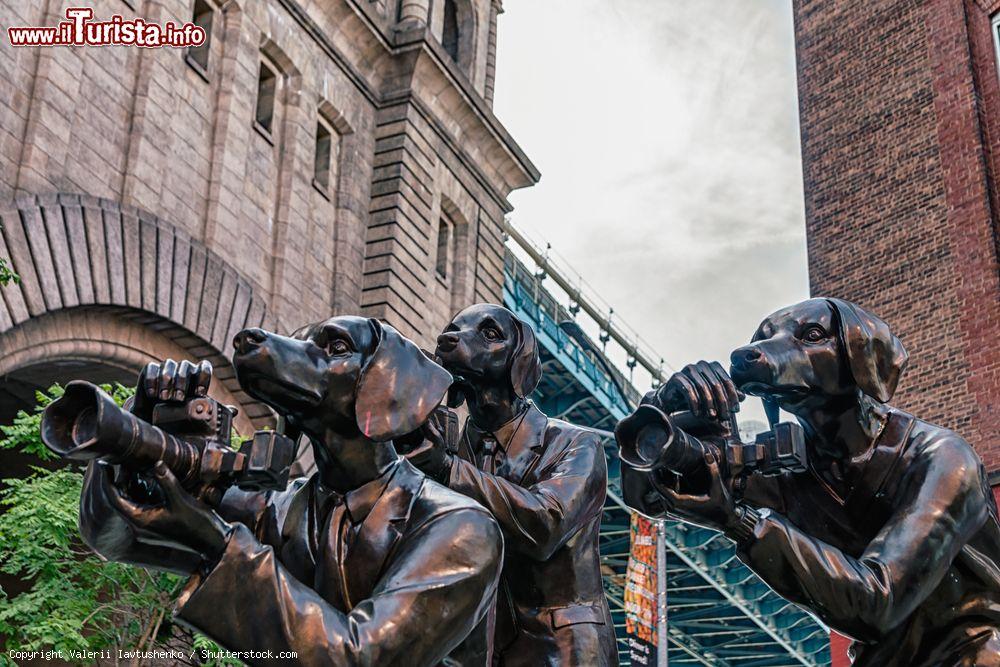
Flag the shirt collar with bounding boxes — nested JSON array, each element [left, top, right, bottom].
[[469, 401, 532, 453], [315, 458, 400, 525]]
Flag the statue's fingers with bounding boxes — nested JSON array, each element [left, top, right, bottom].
[[158, 359, 178, 402], [139, 362, 160, 401], [658, 485, 706, 510], [104, 479, 151, 526], [697, 360, 730, 417], [152, 461, 184, 507], [683, 364, 716, 417], [175, 360, 196, 401], [710, 361, 742, 413], [673, 374, 700, 415], [193, 361, 213, 397]]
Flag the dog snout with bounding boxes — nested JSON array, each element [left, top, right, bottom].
[[730, 345, 765, 370], [436, 332, 460, 353], [233, 328, 268, 355]]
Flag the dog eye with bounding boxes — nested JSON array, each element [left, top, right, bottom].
[[801, 326, 827, 343], [482, 328, 501, 341], [325, 340, 350, 355]]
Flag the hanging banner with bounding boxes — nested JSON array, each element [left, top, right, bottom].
[[624, 511, 661, 666]]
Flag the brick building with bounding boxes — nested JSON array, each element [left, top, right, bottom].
[[793, 0, 1000, 471], [0, 0, 537, 428]]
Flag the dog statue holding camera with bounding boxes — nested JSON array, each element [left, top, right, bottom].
[[406, 303, 619, 667], [616, 297, 1000, 666], [58, 317, 504, 666]]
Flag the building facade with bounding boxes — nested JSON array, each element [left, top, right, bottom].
[[0, 0, 537, 430], [793, 0, 1000, 471]]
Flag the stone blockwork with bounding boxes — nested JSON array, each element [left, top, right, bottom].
[[0, 0, 537, 423], [793, 0, 1000, 469]]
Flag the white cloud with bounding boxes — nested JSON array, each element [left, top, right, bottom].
[[493, 0, 808, 422]]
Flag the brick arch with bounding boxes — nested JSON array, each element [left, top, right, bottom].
[[0, 193, 276, 428], [0, 309, 260, 434]]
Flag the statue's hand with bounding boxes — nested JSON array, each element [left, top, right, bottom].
[[103, 461, 231, 563], [80, 461, 203, 574], [657, 448, 742, 534], [403, 408, 454, 484], [644, 361, 744, 420], [130, 359, 213, 421]]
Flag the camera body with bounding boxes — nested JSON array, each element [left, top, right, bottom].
[[615, 405, 808, 492], [724, 421, 807, 479], [41, 381, 296, 499]]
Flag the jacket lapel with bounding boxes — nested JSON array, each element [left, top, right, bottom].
[[342, 459, 423, 608], [844, 410, 914, 519], [270, 477, 321, 585], [502, 404, 548, 485]]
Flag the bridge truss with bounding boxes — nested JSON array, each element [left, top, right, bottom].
[[503, 246, 831, 667]]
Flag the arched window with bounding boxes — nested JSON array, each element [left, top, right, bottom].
[[442, 0, 460, 64], [436, 217, 452, 279]]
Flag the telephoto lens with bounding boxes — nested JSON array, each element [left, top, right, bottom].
[[41, 381, 206, 487], [614, 404, 712, 476]]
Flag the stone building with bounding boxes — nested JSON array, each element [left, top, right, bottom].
[[793, 0, 1000, 471], [0, 0, 538, 430]]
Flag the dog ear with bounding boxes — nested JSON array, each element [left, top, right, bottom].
[[355, 320, 453, 442], [509, 315, 542, 398], [826, 298, 908, 403]]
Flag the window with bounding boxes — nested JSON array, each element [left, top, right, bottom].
[[993, 13, 1000, 81], [255, 59, 278, 134], [442, 0, 459, 64], [314, 120, 333, 192], [186, 0, 213, 74], [436, 218, 451, 279]]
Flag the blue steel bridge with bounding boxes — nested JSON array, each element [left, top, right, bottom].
[[502, 226, 832, 667]]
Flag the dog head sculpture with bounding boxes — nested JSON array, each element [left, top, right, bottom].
[[434, 303, 541, 407], [729, 298, 908, 413], [232, 316, 452, 443]]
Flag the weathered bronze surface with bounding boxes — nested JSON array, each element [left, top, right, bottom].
[[407, 303, 619, 666], [76, 316, 504, 666], [618, 298, 1000, 666]]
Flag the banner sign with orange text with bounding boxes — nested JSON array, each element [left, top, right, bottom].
[[624, 511, 663, 666]]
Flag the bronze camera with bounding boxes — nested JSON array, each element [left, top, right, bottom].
[[41, 381, 295, 499], [615, 404, 807, 492]]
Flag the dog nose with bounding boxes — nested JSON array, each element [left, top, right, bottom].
[[730, 345, 763, 369], [436, 332, 459, 352], [233, 328, 267, 354]]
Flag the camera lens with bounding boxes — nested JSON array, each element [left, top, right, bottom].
[[73, 407, 99, 447]]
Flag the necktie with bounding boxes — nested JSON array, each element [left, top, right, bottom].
[[482, 435, 499, 474], [315, 499, 351, 609]]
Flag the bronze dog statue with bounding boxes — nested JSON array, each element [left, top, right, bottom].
[[79, 316, 503, 666], [408, 303, 619, 667], [619, 298, 1000, 666]]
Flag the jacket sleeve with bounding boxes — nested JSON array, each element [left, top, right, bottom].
[[448, 430, 607, 561], [738, 436, 990, 641], [174, 507, 503, 667], [79, 461, 203, 574]]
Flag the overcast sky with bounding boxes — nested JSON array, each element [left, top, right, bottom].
[[493, 0, 807, 423]]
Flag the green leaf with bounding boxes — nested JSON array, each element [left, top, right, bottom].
[[0, 384, 189, 663]]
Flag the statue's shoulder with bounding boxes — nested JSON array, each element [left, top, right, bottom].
[[413, 475, 494, 520], [899, 411, 982, 481]]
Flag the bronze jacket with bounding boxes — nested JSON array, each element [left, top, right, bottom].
[[174, 458, 504, 666], [447, 403, 619, 667], [624, 409, 1000, 666]]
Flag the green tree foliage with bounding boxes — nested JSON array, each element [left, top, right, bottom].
[[0, 257, 16, 287], [0, 385, 240, 666], [0, 224, 18, 287]]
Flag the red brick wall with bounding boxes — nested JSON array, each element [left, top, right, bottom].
[[793, 0, 1000, 469]]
